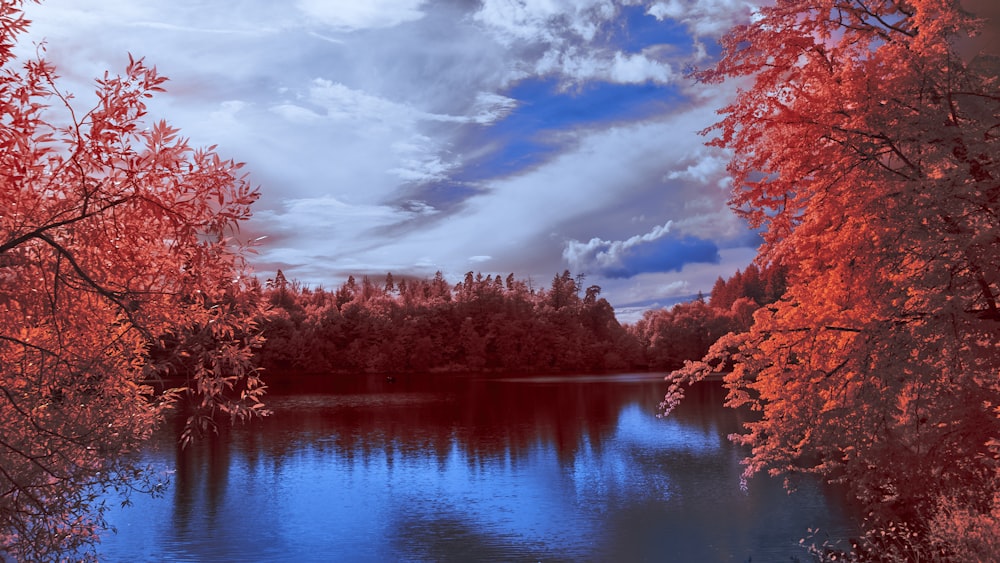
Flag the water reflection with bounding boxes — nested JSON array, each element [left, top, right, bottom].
[[101, 374, 858, 562]]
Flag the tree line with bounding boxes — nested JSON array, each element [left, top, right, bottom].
[[256, 269, 638, 374], [249, 264, 786, 377], [631, 263, 787, 371]]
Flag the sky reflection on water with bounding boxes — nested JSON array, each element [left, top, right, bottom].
[[99, 374, 857, 562]]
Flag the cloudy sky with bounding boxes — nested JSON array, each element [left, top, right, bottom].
[[19, 0, 764, 322]]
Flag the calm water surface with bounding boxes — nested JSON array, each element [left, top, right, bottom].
[[100, 373, 859, 562]]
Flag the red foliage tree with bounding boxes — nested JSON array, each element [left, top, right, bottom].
[[666, 0, 1000, 557], [256, 269, 642, 375], [0, 2, 267, 559]]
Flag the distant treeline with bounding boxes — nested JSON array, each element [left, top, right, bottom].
[[249, 264, 786, 376], [631, 262, 787, 371]]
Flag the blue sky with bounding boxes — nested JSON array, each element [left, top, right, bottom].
[[19, 0, 763, 322]]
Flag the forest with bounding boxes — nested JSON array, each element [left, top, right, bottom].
[[247, 264, 786, 376]]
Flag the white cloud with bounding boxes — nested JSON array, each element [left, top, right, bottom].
[[647, 0, 756, 38], [665, 149, 729, 185], [474, 0, 618, 45], [623, 278, 682, 305], [244, 81, 747, 297], [270, 102, 323, 123], [671, 208, 745, 241], [253, 195, 440, 275], [280, 80, 516, 130], [19, 0, 758, 312], [469, 92, 519, 124], [129, 20, 275, 35], [389, 135, 458, 183], [402, 84, 741, 269], [304, 79, 418, 124], [609, 51, 675, 83], [269, 80, 516, 185], [209, 100, 250, 123], [659, 144, 745, 240], [297, 0, 426, 31], [537, 48, 675, 85], [474, 0, 684, 87], [257, 195, 434, 233], [563, 221, 673, 274]]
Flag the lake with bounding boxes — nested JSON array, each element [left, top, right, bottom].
[[98, 373, 859, 562]]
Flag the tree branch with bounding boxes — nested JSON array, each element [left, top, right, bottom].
[[0, 194, 135, 255], [32, 232, 154, 342]]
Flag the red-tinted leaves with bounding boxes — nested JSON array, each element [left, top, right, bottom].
[[671, 0, 1000, 557], [0, 3, 266, 560]]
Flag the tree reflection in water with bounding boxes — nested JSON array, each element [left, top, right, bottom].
[[99, 373, 859, 562]]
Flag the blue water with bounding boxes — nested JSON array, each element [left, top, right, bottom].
[[98, 373, 858, 561]]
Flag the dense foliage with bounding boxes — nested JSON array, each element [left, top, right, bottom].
[[0, 2, 266, 560], [255, 265, 783, 378], [631, 263, 786, 371], [256, 270, 646, 374], [666, 0, 1000, 559]]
